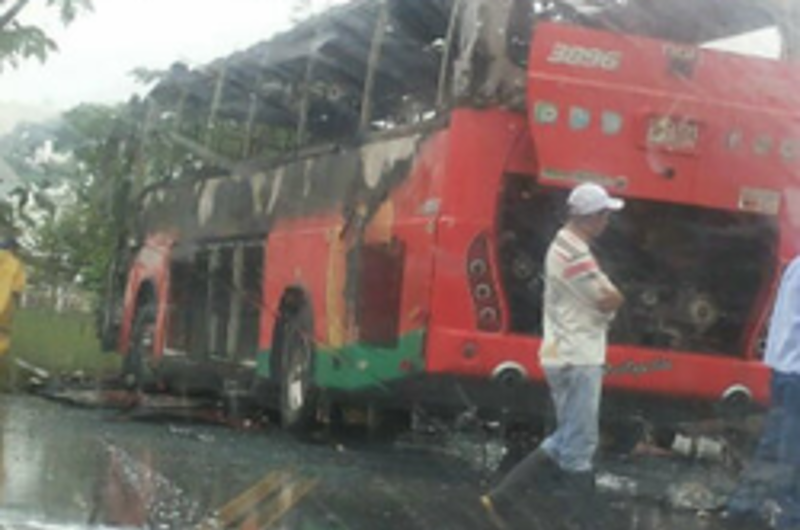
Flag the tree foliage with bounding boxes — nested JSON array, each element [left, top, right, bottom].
[[0, 0, 93, 70], [0, 102, 138, 298]]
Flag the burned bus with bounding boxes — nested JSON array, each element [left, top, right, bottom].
[[99, 0, 800, 434]]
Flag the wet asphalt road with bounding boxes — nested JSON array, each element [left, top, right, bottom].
[[0, 394, 753, 530]]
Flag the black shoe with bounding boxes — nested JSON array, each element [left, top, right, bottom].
[[481, 494, 510, 530], [492, 448, 562, 503], [556, 471, 600, 530]]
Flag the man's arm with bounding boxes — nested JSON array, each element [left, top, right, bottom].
[[563, 255, 624, 313], [596, 281, 624, 313]]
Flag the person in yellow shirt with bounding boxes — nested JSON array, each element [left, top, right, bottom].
[[0, 238, 26, 357]]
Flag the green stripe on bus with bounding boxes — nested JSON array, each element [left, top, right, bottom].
[[255, 329, 425, 391]]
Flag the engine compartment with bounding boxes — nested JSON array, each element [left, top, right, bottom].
[[498, 174, 778, 356]]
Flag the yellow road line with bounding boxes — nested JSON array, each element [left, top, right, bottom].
[[241, 477, 319, 530], [197, 471, 292, 530]]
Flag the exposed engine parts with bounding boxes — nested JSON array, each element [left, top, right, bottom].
[[498, 175, 778, 356], [613, 284, 722, 350]]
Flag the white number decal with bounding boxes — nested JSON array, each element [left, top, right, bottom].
[[547, 43, 621, 71]]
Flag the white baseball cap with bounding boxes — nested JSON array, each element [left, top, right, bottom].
[[567, 183, 625, 216]]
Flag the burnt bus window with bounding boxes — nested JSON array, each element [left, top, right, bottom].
[[141, 57, 305, 185], [356, 239, 406, 348], [188, 250, 211, 359], [209, 246, 234, 358], [364, 0, 454, 131], [299, 13, 372, 146], [505, 0, 582, 67], [170, 244, 261, 361], [498, 174, 778, 356], [237, 244, 264, 360], [166, 259, 194, 352], [506, 0, 537, 67]]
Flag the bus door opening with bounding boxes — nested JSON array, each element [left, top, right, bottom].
[[353, 239, 406, 348], [168, 242, 263, 363]]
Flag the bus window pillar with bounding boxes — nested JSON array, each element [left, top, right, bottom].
[[452, 0, 525, 107], [132, 98, 159, 195], [437, 0, 465, 108], [205, 67, 227, 150], [168, 87, 188, 177], [226, 245, 245, 359], [296, 52, 316, 150], [779, 2, 800, 61], [242, 92, 259, 159], [359, 0, 389, 133], [207, 248, 221, 356]]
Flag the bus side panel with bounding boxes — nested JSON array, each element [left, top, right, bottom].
[[389, 130, 450, 336], [315, 130, 453, 392], [258, 216, 338, 378], [256, 131, 453, 395], [427, 109, 530, 374]]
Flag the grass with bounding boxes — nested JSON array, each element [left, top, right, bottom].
[[9, 308, 120, 379]]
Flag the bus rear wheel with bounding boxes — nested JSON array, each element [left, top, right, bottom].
[[279, 314, 318, 434]]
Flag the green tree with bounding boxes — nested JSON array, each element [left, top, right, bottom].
[[0, 101, 137, 301], [0, 0, 93, 70], [36, 103, 137, 295]]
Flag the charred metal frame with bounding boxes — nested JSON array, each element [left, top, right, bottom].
[[125, 0, 800, 239], [360, 0, 390, 133], [135, 0, 463, 195]]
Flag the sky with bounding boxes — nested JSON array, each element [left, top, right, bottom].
[[0, 0, 341, 132], [0, 0, 781, 134]]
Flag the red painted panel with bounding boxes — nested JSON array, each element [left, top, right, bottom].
[[261, 216, 338, 350], [119, 234, 173, 356], [430, 110, 527, 332], [528, 23, 800, 211], [426, 327, 771, 405]]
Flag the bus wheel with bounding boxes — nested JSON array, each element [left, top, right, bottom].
[[279, 314, 318, 434], [121, 304, 160, 392]]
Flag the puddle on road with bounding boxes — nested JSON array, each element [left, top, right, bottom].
[[0, 392, 762, 530], [0, 515, 134, 530]]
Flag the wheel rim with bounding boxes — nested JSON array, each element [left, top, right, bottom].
[[288, 368, 305, 412], [140, 323, 155, 371], [285, 331, 309, 414]]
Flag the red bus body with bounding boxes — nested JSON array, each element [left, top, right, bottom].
[[114, 21, 800, 424]]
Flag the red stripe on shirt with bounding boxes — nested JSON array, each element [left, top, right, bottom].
[[564, 259, 597, 280], [554, 248, 572, 262], [554, 236, 583, 259]]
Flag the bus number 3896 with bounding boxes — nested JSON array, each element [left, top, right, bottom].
[[547, 42, 622, 71]]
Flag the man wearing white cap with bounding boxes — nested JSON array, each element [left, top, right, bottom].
[[483, 182, 625, 526]]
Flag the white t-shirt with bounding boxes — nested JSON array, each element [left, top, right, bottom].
[[539, 228, 615, 367]]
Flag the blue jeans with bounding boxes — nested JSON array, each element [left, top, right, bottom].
[[540, 365, 604, 473], [728, 370, 800, 529]]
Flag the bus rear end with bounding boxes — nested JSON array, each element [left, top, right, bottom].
[[425, 21, 799, 425]]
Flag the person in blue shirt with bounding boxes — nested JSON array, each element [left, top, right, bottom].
[[727, 256, 800, 529]]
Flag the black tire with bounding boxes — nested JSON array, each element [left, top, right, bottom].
[[279, 310, 318, 434], [121, 304, 160, 392]]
